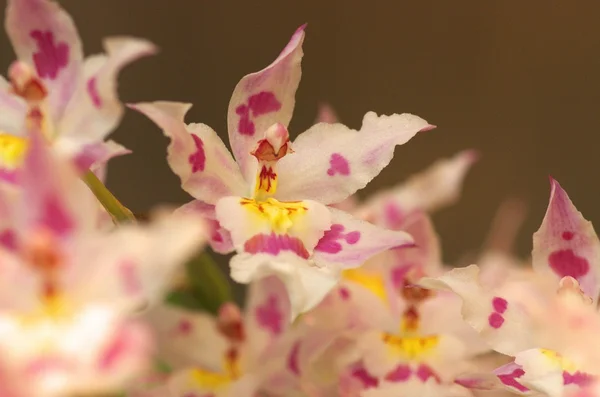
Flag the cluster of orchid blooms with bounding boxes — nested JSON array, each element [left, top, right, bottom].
[[1, 1, 599, 397]]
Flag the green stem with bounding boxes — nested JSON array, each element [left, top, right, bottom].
[[82, 170, 136, 224]]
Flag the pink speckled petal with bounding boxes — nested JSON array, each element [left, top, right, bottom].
[[72, 140, 130, 176], [313, 207, 414, 271], [131, 102, 247, 204], [176, 200, 234, 254], [215, 196, 331, 257], [420, 265, 537, 356], [276, 112, 432, 204], [6, 0, 84, 122], [244, 275, 292, 363], [494, 361, 531, 394], [361, 150, 478, 226], [227, 25, 305, 184], [532, 178, 600, 302], [59, 37, 156, 146]]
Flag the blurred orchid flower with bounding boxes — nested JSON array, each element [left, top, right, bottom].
[[0, 130, 207, 396], [131, 25, 429, 316], [421, 178, 600, 396], [139, 276, 302, 397], [0, 0, 156, 180]]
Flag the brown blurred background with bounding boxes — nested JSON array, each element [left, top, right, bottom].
[[2, 0, 600, 264]]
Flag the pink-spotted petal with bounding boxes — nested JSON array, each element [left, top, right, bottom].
[[131, 102, 248, 204], [419, 265, 537, 356], [313, 207, 414, 270], [275, 112, 432, 204], [227, 25, 305, 183], [6, 0, 84, 122], [58, 37, 156, 146], [245, 275, 292, 363], [494, 362, 531, 394], [18, 129, 98, 239], [143, 304, 229, 371], [68, 210, 207, 311], [229, 253, 339, 318], [176, 200, 234, 254], [361, 150, 478, 226], [71, 140, 130, 175], [532, 178, 600, 302], [215, 197, 331, 257]]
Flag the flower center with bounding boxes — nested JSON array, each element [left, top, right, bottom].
[[0, 134, 29, 169], [382, 334, 440, 360], [251, 123, 292, 201], [342, 268, 388, 302], [240, 197, 307, 235]]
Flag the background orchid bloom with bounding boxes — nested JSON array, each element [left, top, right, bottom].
[[132, 25, 429, 316], [0, 130, 207, 396], [0, 0, 156, 180], [420, 178, 600, 396], [139, 275, 303, 397]]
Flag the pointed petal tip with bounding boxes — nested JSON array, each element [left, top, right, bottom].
[[297, 23, 308, 33], [461, 149, 481, 164], [420, 124, 437, 132]]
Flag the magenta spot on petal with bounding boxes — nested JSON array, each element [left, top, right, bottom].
[[339, 287, 351, 300], [562, 231, 575, 241], [549, 249, 590, 279], [248, 91, 281, 116], [188, 135, 206, 173], [0, 168, 18, 184], [315, 224, 361, 254], [177, 319, 193, 335], [236, 91, 281, 136], [488, 312, 505, 329], [498, 368, 529, 392], [119, 260, 142, 296], [42, 195, 74, 236], [385, 364, 411, 382], [255, 295, 283, 335], [327, 153, 350, 176], [564, 371, 594, 387], [287, 341, 301, 376], [87, 77, 102, 108], [384, 201, 405, 229], [211, 230, 223, 243], [30, 30, 70, 80], [98, 327, 136, 372], [391, 265, 412, 288], [352, 367, 379, 389], [244, 233, 309, 259], [492, 297, 508, 314], [0, 229, 17, 251], [416, 365, 441, 383]]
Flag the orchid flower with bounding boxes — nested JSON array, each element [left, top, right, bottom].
[[131, 25, 428, 316], [0, 130, 207, 396], [139, 275, 303, 397], [421, 178, 600, 396], [0, 0, 156, 180]]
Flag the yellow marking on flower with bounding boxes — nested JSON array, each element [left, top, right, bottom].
[[342, 268, 388, 302], [240, 197, 308, 234], [382, 334, 439, 360], [190, 368, 233, 390], [254, 165, 278, 199], [539, 349, 578, 373], [0, 133, 28, 168]]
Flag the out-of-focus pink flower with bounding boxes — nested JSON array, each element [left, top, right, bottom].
[[132, 25, 429, 317], [0, 0, 156, 179], [0, 131, 207, 396], [421, 178, 600, 396]]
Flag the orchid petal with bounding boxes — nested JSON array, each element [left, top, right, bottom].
[[532, 178, 600, 303], [58, 37, 156, 147], [176, 200, 234, 254], [6, 0, 84, 121], [313, 207, 414, 270], [420, 265, 536, 356], [244, 275, 292, 363], [315, 103, 338, 124], [227, 25, 305, 184], [131, 102, 248, 204], [215, 196, 331, 258], [361, 150, 478, 227], [0, 76, 26, 134], [494, 362, 531, 394], [276, 112, 432, 204], [229, 253, 339, 318]]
